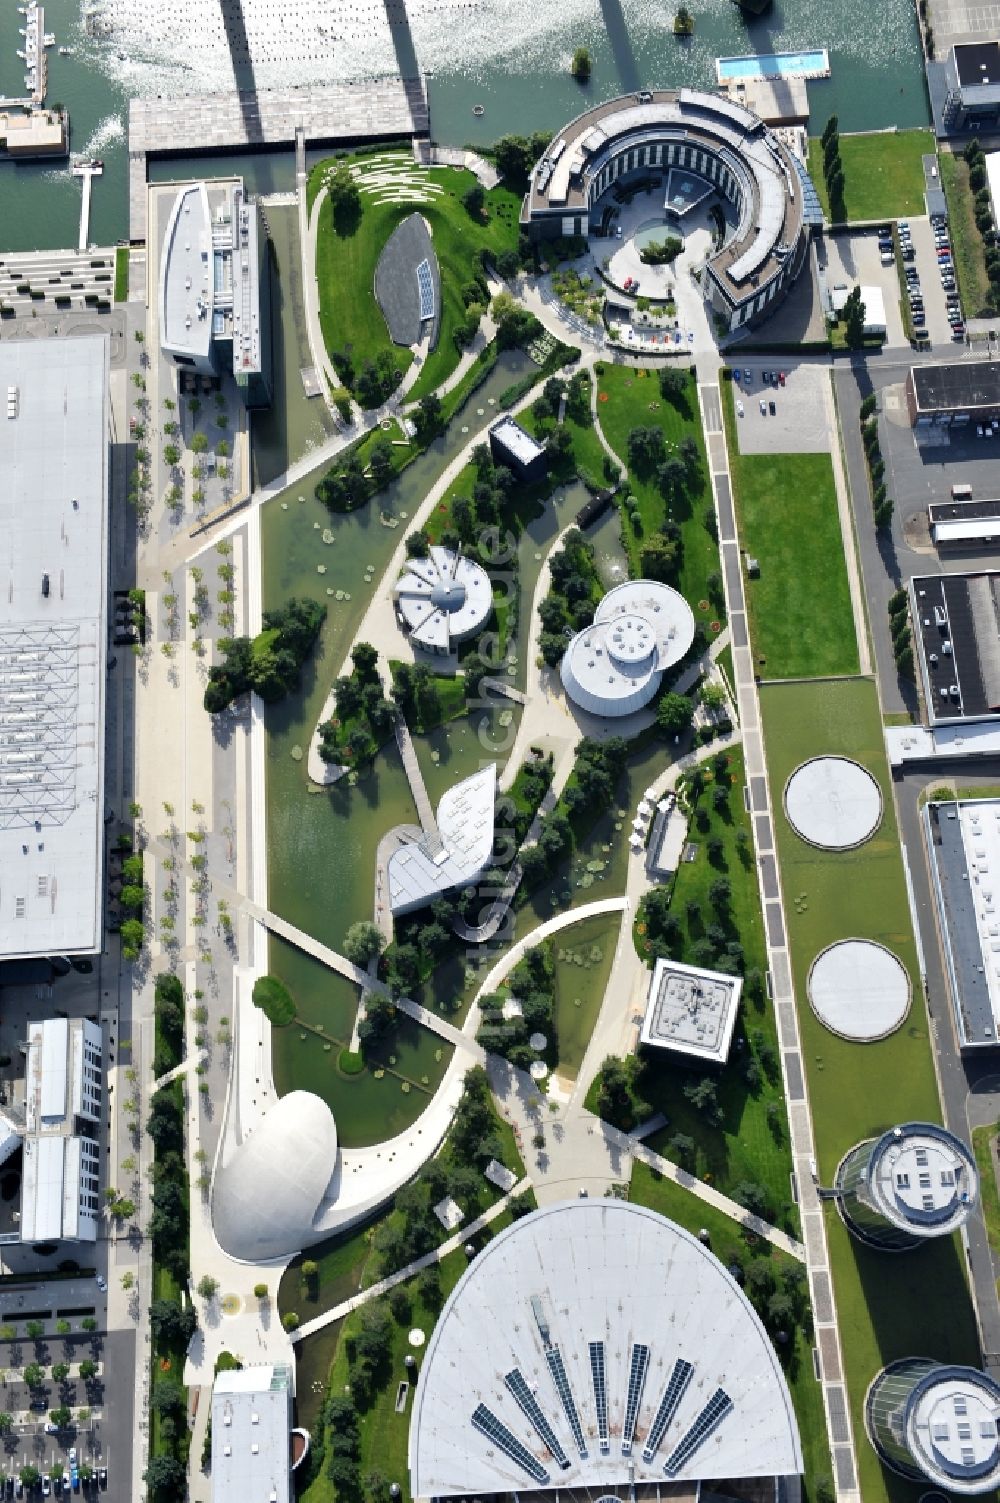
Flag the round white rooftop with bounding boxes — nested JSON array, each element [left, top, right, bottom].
[[407, 1199, 803, 1498], [395, 545, 492, 654], [560, 579, 696, 718], [807, 940, 911, 1041], [783, 756, 883, 850], [868, 1123, 978, 1237], [909, 1369, 1000, 1492]]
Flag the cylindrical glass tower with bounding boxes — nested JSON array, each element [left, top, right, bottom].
[[834, 1121, 977, 1249], [866, 1360, 1000, 1494]]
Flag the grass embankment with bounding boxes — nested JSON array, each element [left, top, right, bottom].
[[629, 1164, 832, 1499], [113, 246, 128, 303], [972, 1124, 1000, 1268], [312, 152, 521, 402], [588, 749, 795, 1225], [806, 129, 935, 222], [759, 676, 980, 1503], [518, 370, 609, 489], [940, 147, 994, 319], [722, 384, 858, 678], [596, 364, 723, 624]]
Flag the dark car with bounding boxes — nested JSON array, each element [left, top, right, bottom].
[[768, 399, 776, 415]]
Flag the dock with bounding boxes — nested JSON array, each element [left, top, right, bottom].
[[71, 161, 102, 252], [127, 75, 428, 241]]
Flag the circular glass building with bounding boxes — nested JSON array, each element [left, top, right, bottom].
[[834, 1121, 977, 1250], [560, 579, 695, 718], [866, 1360, 1000, 1494]]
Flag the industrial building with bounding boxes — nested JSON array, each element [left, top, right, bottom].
[[408, 1200, 803, 1497], [212, 1363, 308, 1503], [0, 335, 110, 966], [523, 89, 814, 334], [910, 571, 1000, 726], [905, 360, 1000, 429], [834, 1122, 977, 1249], [831, 283, 886, 338], [388, 765, 497, 916], [940, 42, 1000, 135], [866, 1359, 1000, 1494], [925, 796, 1000, 1049], [560, 579, 695, 718], [640, 958, 741, 1066], [928, 496, 1000, 550], [159, 179, 272, 407], [488, 415, 548, 484], [394, 546, 493, 656]]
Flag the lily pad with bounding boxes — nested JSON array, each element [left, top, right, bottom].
[[290, 745, 303, 762]]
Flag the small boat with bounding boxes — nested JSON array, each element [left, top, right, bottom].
[[58, 46, 72, 54], [43, 33, 55, 46], [16, 49, 26, 60], [90, 158, 103, 169]]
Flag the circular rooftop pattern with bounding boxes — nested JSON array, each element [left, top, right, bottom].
[[867, 1360, 1000, 1495], [560, 579, 696, 719], [395, 546, 493, 656], [783, 756, 883, 851], [407, 1199, 802, 1498], [212, 1090, 338, 1263], [859, 1123, 978, 1240], [807, 940, 911, 1042]]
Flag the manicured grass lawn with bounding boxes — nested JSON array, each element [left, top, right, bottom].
[[973, 1122, 1000, 1266], [759, 677, 977, 1503], [723, 384, 859, 679], [940, 147, 994, 319], [551, 911, 621, 1079], [629, 1164, 832, 1500], [806, 130, 935, 222], [313, 152, 521, 405], [519, 372, 609, 489], [113, 245, 128, 303], [595, 364, 723, 624]]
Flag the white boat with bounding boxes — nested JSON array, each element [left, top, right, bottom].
[[16, 49, 26, 60], [43, 33, 55, 46], [58, 45, 72, 54]]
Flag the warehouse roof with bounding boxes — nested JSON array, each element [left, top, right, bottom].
[[910, 361, 1000, 414]]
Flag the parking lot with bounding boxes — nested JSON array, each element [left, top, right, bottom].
[[729, 363, 832, 454], [899, 213, 961, 348], [820, 217, 960, 350]]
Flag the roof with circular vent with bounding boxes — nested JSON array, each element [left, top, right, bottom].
[[560, 580, 696, 717]]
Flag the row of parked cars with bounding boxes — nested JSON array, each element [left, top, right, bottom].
[[2, 1464, 107, 1497], [879, 216, 965, 343]]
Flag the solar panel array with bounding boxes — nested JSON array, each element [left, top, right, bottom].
[[621, 1343, 650, 1455], [589, 1340, 609, 1452], [546, 1347, 588, 1459], [505, 1368, 571, 1470], [664, 1387, 734, 1477], [0, 623, 80, 830], [643, 1358, 694, 1463], [472, 1402, 551, 1485], [416, 257, 435, 320]]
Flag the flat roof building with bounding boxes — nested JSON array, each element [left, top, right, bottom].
[[408, 1200, 802, 1497], [159, 179, 272, 407], [831, 283, 886, 337], [910, 571, 1000, 725], [211, 1364, 296, 1503], [0, 335, 110, 963], [905, 361, 1000, 427], [394, 546, 493, 657], [489, 415, 548, 484], [523, 89, 813, 334], [388, 765, 497, 916], [560, 579, 695, 718], [835, 1121, 977, 1249], [925, 797, 1000, 1048], [928, 497, 1000, 549], [866, 1359, 1000, 1495], [18, 1017, 103, 1244], [941, 43, 1000, 134], [640, 958, 741, 1066]]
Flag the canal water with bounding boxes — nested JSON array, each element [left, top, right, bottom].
[[0, 0, 927, 254]]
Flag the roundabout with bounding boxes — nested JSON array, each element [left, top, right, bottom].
[[783, 755, 883, 850], [807, 939, 911, 1041]]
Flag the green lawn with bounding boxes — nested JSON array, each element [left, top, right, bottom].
[[940, 147, 994, 319], [595, 364, 723, 624], [723, 384, 859, 679], [629, 1164, 832, 1502], [312, 152, 521, 406], [113, 246, 128, 303], [973, 1123, 1000, 1267], [519, 372, 609, 489], [806, 130, 935, 222]]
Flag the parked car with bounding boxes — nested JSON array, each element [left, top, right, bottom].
[[759, 398, 766, 415], [768, 399, 776, 415], [743, 368, 751, 383], [95, 1274, 107, 1293], [778, 370, 786, 386], [736, 399, 744, 417]]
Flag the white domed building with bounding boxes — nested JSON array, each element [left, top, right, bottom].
[[395, 545, 493, 657], [560, 579, 695, 718]]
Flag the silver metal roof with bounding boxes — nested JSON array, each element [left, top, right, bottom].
[[160, 181, 215, 361], [0, 335, 109, 960], [388, 764, 497, 915], [408, 1200, 802, 1497], [212, 1364, 293, 1503]]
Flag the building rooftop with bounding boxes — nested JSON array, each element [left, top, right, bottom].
[[395, 546, 493, 654], [408, 1200, 802, 1497], [489, 415, 547, 470], [561, 579, 695, 718], [0, 335, 109, 960], [911, 572, 1000, 725], [867, 1123, 977, 1236], [909, 1366, 1000, 1492], [388, 765, 497, 915], [160, 182, 215, 361], [954, 40, 1000, 89], [212, 1364, 293, 1503], [926, 798, 1000, 1046], [640, 959, 741, 1065], [910, 361, 1000, 414]]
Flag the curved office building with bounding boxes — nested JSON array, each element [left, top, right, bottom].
[[834, 1121, 977, 1250], [523, 88, 815, 333], [866, 1359, 1000, 1494], [560, 579, 695, 718]]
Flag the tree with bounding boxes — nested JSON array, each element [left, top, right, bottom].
[[343, 921, 385, 967], [462, 182, 486, 217], [51, 1363, 70, 1384], [78, 1359, 98, 1382], [328, 161, 361, 229], [414, 391, 443, 440], [162, 443, 180, 467], [0, 1413, 11, 1433], [49, 1407, 72, 1430], [150, 1299, 197, 1350], [81, 1317, 97, 1334], [19, 1469, 39, 1490], [22, 1364, 43, 1390], [196, 1274, 219, 1300], [152, 1378, 185, 1417], [571, 46, 591, 80], [145, 1455, 187, 1497], [656, 692, 694, 736], [842, 285, 866, 350], [674, 6, 694, 33], [25, 1321, 43, 1340]]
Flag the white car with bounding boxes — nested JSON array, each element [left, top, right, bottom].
[[736, 400, 745, 417], [759, 398, 766, 415], [95, 1274, 107, 1293]]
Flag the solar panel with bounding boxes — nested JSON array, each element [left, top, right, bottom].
[[589, 1340, 609, 1453], [546, 1347, 588, 1458], [621, 1343, 650, 1456], [642, 1359, 694, 1462], [505, 1368, 571, 1470], [663, 1388, 734, 1477], [416, 258, 435, 320], [471, 1402, 550, 1485]]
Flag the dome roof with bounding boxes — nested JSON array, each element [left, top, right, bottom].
[[560, 580, 696, 718], [213, 1091, 338, 1263]]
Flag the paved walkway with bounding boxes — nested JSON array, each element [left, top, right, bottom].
[[151, 1049, 207, 1094], [394, 715, 439, 840], [291, 1177, 530, 1341], [699, 375, 862, 1503]]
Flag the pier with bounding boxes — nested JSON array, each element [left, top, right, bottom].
[[72, 161, 102, 252], [128, 75, 428, 241]]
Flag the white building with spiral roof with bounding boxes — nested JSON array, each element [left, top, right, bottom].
[[559, 579, 695, 717]]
